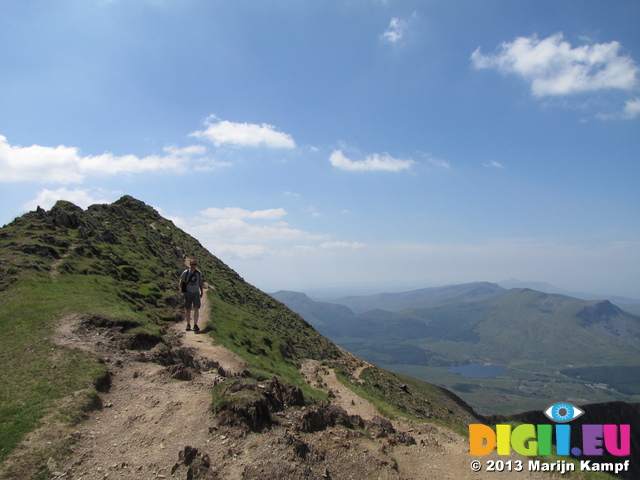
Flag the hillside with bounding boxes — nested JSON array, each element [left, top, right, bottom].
[[499, 279, 640, 315], [333, 282, 506, 314], [272, 287, 640, 415], [1, 196, 528, 480]]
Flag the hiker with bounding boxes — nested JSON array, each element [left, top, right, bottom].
[[179, 259, 204, 332]]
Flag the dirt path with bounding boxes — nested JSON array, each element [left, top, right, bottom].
[[40, 313, 568, 480], [54, 357, 219, 479], [49, 244, 76, 279], [299, 360, 563, 480], [301, 359, 379, 421], [177, 282, 247, 376], [9, 261, 567, 479], [35, 274, 250, 479]]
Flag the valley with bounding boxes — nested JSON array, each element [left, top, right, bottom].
[[271, 285, 640, 415]]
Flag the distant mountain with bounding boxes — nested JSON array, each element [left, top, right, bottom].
[[272, 286, 640, 414], [499, 278, 640, 315], [419, 288, 640, 364], [498, 279, 569, 294], [331, 281, 506, 314], [269, 290, 354, 327]]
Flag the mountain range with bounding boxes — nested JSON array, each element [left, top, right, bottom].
[[271, 283, 640, 415]]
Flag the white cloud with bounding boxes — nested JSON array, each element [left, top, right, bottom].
[[622, 97, 640, 119], [171, 205, 329, 261], [200, 207, 287, 220], [191, 218, 317, 245], [381, 17, 405, 44], [20, 187, 117, 212], [281, 191, 301, 198], [483, 160, 506, 169], [329, 150, 414, 172], [207, 244, 270, 260], [168, 204, 373, 264], [189, 115, 296, 149], [0, 135, 224, 184], [1, 136, 86, 183], [320, 241, 366, 250], [426, 155, 451, 170], [380, 13, 418, 45], [471, 33, 639, 97]]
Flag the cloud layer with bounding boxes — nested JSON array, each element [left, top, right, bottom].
[[0, 136, 224, 184], [20, 187, 116, 212], [180, 206, 329, 260]]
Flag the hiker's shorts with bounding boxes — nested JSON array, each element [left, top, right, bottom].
[[184, 291, 201, 309]]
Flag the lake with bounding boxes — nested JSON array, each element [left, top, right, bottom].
[[449, 364, 505, 378]]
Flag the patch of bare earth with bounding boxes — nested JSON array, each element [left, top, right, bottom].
[[2, 288, 568, 480], [49, 244, 76, 280]]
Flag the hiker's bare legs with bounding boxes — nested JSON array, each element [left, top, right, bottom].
[[193, 308, 199, 330], [185, 308, 192, 329]]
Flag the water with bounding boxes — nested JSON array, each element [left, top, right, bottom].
[[449, 364, 504, 378]]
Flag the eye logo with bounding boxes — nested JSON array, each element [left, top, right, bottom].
[[544, 403, 585, 423]]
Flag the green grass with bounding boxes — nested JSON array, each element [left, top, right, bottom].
[[333, 369, 396, 419], [0, 196, 339, 464], [206, 290, 329, 404], [0, 276, 115, 463], [4, 196, 570, 475]]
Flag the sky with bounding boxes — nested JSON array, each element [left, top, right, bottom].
[[1, 0, 639, 299]]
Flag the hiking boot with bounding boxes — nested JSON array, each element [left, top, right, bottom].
[[186, 324, 192, 331], [193, 325, 200, 333]]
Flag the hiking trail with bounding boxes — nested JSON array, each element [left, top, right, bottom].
[[1, 267, 566, 479]]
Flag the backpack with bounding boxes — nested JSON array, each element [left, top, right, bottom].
[[181, 269, 200, 293]]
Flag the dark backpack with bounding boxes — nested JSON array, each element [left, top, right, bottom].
[[181, 269, 199, 293]]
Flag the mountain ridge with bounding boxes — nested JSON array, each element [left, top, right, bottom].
[[330, 281, 506, 314], [498, 279, 640, 315], [1, 196, 505, 480]]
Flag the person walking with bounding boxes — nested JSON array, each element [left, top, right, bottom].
[[179, 259, 204, 332]]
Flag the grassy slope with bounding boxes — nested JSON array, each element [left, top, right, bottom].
[[0, 198, 185, 463], [0, 196, 481, 469]]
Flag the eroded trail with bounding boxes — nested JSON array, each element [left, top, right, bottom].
[[301, 359, 379, 421], [54, 355, 219, 479], [299, 359, 560, 480], [39, 281, 246, 479], [178, 283, 247, 376], [47, 308, 230, 479], [49, 244, 76, 280], [23, 287, 566, 480]]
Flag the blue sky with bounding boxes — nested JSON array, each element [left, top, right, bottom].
[[1, 0, 639, 298]]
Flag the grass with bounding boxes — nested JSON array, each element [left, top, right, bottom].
[[206, 290, 330, 404], [0, 196, 338, 464], [0, 196, 187, 464], [333, 369, 396, 419], [0, 276, 116, 464]]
